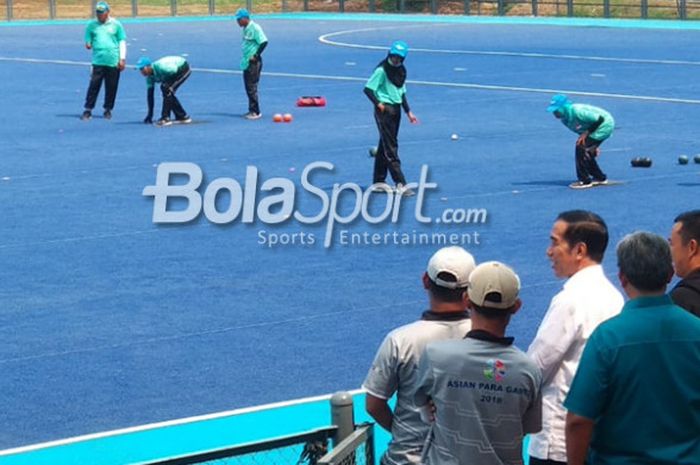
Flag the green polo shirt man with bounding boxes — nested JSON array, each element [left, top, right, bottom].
[[81, 1, 126, 120], [236, 8, 268, 120], [565, 231, 700, 465]]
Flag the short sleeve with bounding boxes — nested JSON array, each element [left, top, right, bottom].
[[362, 335, 399, 400], [254, 23, 267, 44], [564, 329, 610, 420], [116, 22, 126, 41], [364, 67, 384, 93]]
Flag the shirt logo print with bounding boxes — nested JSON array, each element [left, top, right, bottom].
[[483, 359, 506, 382]]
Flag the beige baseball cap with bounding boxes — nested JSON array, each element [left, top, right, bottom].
[[468, 261, 521, 309]]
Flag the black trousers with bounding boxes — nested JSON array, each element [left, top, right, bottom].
[[161, 63, 191, 120], [529, 458, 567, 465], [575, 137, 607, 183], [83, 65, 120, 111], [243, 58, 262, 114], [373, 103, 407, 186]]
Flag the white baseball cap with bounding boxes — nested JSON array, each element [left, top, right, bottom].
[[426, 246, 476, 289], [468, 261, 521, 309]]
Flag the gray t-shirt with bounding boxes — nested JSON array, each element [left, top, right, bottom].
[[415, 333, 543, 465], [363, 313, 472, 465]]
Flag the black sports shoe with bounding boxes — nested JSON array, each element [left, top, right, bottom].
[[80, 110, 92, 121], [103, 110, 112, 120]]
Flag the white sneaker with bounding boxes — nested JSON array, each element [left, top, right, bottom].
[[569, 181, 594, 189], [370, 182, 393, 193], [243, 112, 262, 120], [592, 178, 608, 186]]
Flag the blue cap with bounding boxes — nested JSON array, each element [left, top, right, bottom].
[[95, 1, 109, 13], [547, 94, 571, 113], [136, 56, 152, 70], [389, 40, 409, 58], [235, 8, 250, 19]]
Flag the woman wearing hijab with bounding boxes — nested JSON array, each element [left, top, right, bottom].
[[364, 40, 419, 196]]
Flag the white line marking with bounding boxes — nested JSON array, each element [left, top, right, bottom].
[[318, 26, 700, 66], [3, 56, 699, 105], [0, 388, 367, 457]]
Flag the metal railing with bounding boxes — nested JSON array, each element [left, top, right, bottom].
[[136, 392, 372, 465], [317, 424, 375, 465], [2, 0, 700, 21]]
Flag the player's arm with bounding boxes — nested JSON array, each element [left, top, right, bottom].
[[566, 412, 594, 465], [116, 23, 126, 70], [401, 94, 418, 123], [364, 68, 384, 112], [250, 41, 267, 63], [118, 40, 126, 70], [365, 393, 393, 432], [364, 87, 381, 109], [84, 26, 92, 49], [362, 335, 399, 432], [144, 86, 154, 124]]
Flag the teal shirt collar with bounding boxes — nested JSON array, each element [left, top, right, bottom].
[[623, 294, 673, 311]]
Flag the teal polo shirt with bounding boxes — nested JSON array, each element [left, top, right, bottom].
[[565, 295, 700, 465], [146, 56, 187, 89], [84, 17, 126, 67], [240, 21, 267, 71], [365, 66, 406, 105]]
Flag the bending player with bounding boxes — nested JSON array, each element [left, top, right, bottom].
[[547, 94, 615, 189], [137, 56, 192, 127]]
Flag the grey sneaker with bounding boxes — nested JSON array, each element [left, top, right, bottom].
[[569, 181, 594, 189], [103, 110, 112, 120], [80, 110, 92, 121], [155, 118, 173, 127], [243, 112, 262, 120], [396, 184, 416, 197], [592, 178, 608, 186], [175, 115, 192, 124]]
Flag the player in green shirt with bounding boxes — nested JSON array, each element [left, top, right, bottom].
[[137, 56, 192, 127], [364, 41, 418, 196], [547, 94, 615, 190], [81, 1, 126, 121], [235, 9, 268, 120]]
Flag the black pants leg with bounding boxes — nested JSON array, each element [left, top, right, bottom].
[[84, 65, 107, 110], [243, 58, 262, 114], [373, 104, 407, 186], [575, 137, 606, 183], [102, 66, 121, 111], [161, 65, 191, 120], [529, 458, 567, 465]]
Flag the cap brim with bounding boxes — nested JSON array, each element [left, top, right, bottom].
[[547, 104, 561, 112]]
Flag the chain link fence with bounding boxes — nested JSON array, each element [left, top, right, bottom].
[[140, 427, 336, 465], [136, 393, 374, 465], [3, 0, 700, 20]]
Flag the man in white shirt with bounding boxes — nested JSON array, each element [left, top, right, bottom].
[[527, 210, 624, 465], [363, 246, 476, 465]]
